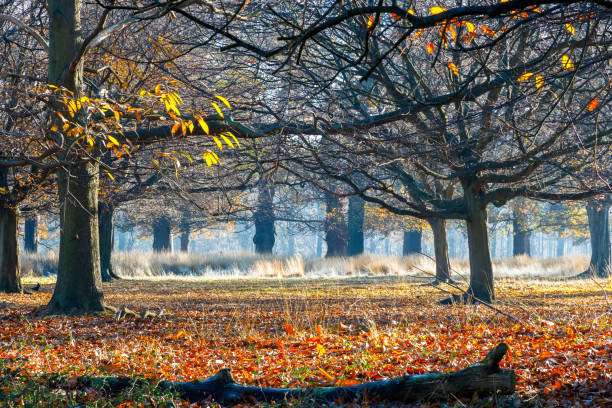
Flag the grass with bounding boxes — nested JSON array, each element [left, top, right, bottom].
[[2, 274, 611, 407], [21, 251, 591, 280]]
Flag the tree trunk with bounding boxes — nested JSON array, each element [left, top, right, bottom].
[[24, 214, 38, 253], [402, 229, 422, 255], [152, 217, 173, 252], [512, 204, 531, 256], [556, 234, 565, 257], [48, 162, 105, 313], [324, 193, 347, 257], [68, 344, 514, 406], [253, 181, 275, 253], [180, 228, 190, 252], [0, 205, 21, 293], [428, 218, 451, 282], [46, 0, 105, 313], [347, 196, 365, 256], [98, 203, 117, 282], [464, 183, 494, 303], [586, 199, 611, 278]]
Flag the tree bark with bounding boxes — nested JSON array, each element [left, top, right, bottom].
[[402, 229, 422, 256], [152, 216, 173, 252], [98, 203, 117, 282], [347, 196, 365, 256], [512, 203, 531, 256], [585, 199, 611, 278], [464, 182, 494, 303], [324, 192, 347, 257], [0, 205, 21, 293], [24, 214, 38, 253], [428, 218, 451, 282], [48, 162, 105, 313], [253, 181, 275, 253], [70, 344, 514, 406]]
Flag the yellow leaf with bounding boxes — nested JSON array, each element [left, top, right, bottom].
[[114, 110, 120, 122], [152, 159, 160, 167], [210, 102, 224, 118], [464, 21, 475, 33], [448, 62, 459, 76], [565, 23, 575, 35], [107, 135, 120, 146], [154, 84, 161, 94], [427, 43, 434, 54], [226, 131, 240, 147], [139, 90, 147, 98], [196, 115, 209, 134], [221, 134, 234, 148], [50, 125, 58, 132], [317, 366, 335, 381], [214, 95, 231, 109], [481, 25, 497, 37], [104, 170, 115, 181], [517, 72, 534, 82], [561, 55, 574, 70], [86, 136, 95, 147], [171, 122, 181, 135], [187, 120, 194, 134], [588, 99, 598, 111], [367, 15, 374, 28], [407, 9, 415, 16], [535, 75, 544, 89], [316, 344, 326, 356], [430, 7, 447, 15], [212, 136, 223, 150]]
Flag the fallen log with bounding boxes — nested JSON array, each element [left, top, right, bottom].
[[75, 343, 515, 406]]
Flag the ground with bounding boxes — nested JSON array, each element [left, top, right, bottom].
[[0, 275, 610, 407]]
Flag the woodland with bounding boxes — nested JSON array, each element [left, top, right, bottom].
[[0, 0, 610, 407]]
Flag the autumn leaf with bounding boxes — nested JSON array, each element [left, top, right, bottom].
[[561, 55, 574, 70], [535, 75, 545, 90], [427, 43, 434, 54], [367, 15, 374, 28], [104, 169, 115, 181], [588, 99, 598, 111], [214, 95, 232, 109], [210, 102, 224, 118], [106, 135, 120, 146], [316, 344, 326, 356], [317, 366, 335, 381], [171, 122, 181, 135], [315, 325, 323, 335], [517, 72, 534, 82], [430, 7, 447, 15], [284, 324, 296, 336], [565, 23, 575, 35], [448, 62, 459, 76], [464, 21, 476, 33], [390, 13, 401, 21]]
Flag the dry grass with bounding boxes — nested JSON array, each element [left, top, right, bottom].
[[21, 251, 590, 280]]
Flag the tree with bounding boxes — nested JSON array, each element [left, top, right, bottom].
[[585, 196, 611, 277]]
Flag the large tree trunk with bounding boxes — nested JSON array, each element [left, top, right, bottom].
[[324, 193, 347, 257], [512, 203, 531, 256], [48, 162, 104, 313], [69, 344, 514, 406], [253, 181, 275, 254], [428, 218, 451, 282], [24, 214, 38, 253], [98, 203, 117, 282], [463, 183, 494, 303], [347, 196, 364, 256], [402, 229, 422, 256], [46, 0, 105, 313], [0, 205, 21, 293], [586, 199, 611, 278], [152, 217, 173, 252]]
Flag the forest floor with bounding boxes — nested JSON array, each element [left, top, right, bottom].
[[1, 275, 610, 407]]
